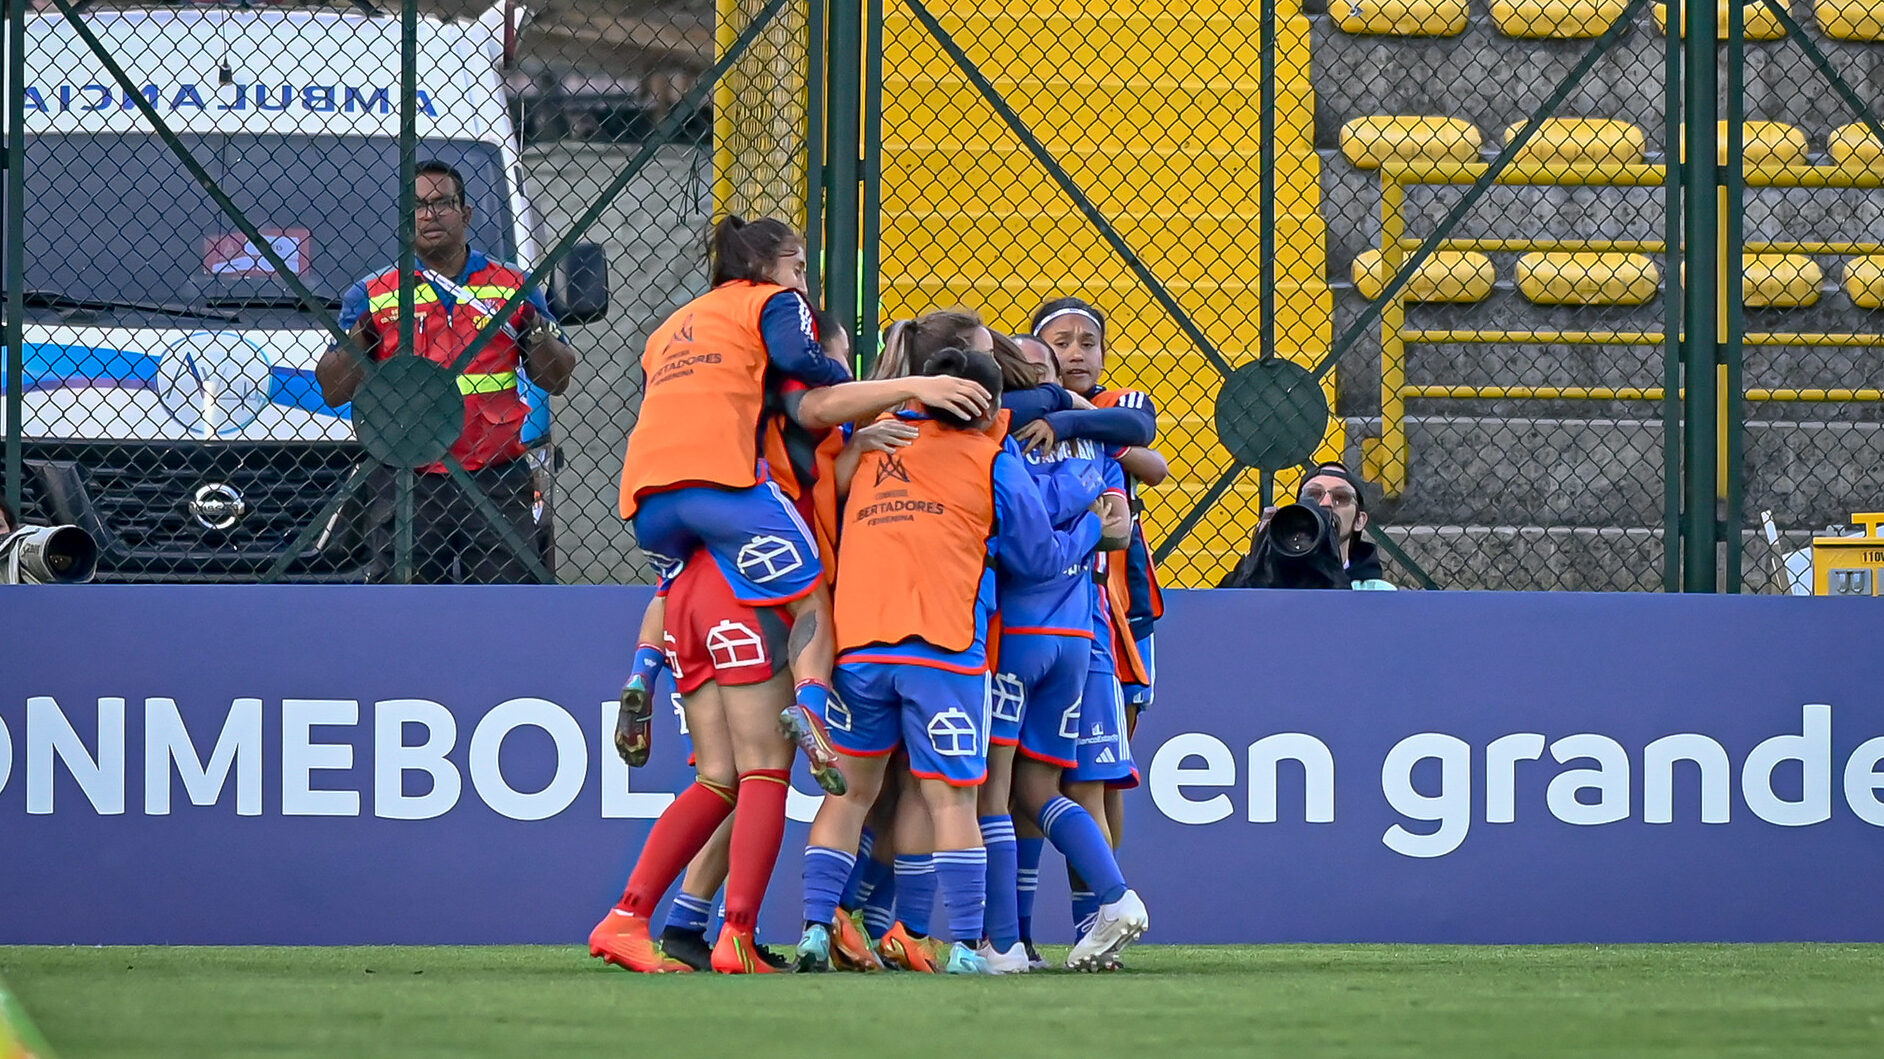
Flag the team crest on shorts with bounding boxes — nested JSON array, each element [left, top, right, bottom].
[[735, 535, 804, 582], [927, 708, 978, 757]]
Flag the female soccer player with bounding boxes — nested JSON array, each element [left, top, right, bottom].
[[795, 348, 1104, 975]]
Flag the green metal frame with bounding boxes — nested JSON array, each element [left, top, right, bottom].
[[4, 1, 23, 520]]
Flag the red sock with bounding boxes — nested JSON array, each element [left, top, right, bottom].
[[616, 778, 736, 918], [722, 769, 791, 930]]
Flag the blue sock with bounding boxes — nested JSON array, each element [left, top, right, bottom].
[[980, 815, 1020, 950], [795, 680, 831, 715], [840, 829, 876, 908], [893, 854, 936, 937], [1016, 836, 1044, 941], [1071, 887, 1099, 939], [629, 643, 665, 686], [1039, 796, 1128, 906], [665, 892, 711, 936], [933, 847, 989, 945], [862, 872, 897, 938], [854, 856, 893, 907], [802, 846, 855, 928]]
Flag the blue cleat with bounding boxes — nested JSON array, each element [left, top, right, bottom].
[[795, 923, 834, 973], [943, 942, 992, 975]]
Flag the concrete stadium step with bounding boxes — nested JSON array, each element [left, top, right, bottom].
[[882, 146, 1323, 210], [1158, 523, 1827, 592], [1307, 15, 1884, 143], [1339, 414, 1884, 529], [1321, 168, 1884, 277]]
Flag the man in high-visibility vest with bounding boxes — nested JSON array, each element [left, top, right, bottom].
[[317, 160, 577, 583]]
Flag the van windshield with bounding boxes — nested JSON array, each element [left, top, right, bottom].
[[22, 134, 515, 309]]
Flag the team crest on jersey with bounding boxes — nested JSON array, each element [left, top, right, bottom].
[[674, 314, 694, 342], [705, 620, 768, 669], [875, 453, 911, 486], [927, 708, 979, 757], [735, 535, 804, 583], [991, 674, 1025, 723]]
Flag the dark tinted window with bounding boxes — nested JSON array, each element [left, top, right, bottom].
[[23, 134, 512, 305]]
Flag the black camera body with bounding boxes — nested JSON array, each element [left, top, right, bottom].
[[1220, 502, 1350, 590], [1, 525, 100, 584]]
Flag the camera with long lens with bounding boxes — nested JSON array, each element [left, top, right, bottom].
[[1, 525, 101, 584], [1220, 501, 1349, 590]]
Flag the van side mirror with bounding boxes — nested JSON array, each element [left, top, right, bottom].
[[550, 243, 610, 326]]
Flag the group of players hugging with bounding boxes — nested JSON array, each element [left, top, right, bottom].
[[588, 214, 1166, 975]]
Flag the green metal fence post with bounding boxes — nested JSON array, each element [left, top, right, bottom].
[[805, 0, 826, 304], [859, 0, 882, 366], [1680, 0, 1720, 593], [1660, 0, 1683, 593], [1723, 0, 1746, 592], [1258, 0, 1277, 513], [394, 0, 420, 584], [824, 0, 862, 352], [4, 0, 23, 519]]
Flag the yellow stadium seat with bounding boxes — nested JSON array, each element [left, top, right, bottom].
[[1340, 116, 1482, 170], [1845, 256, 1884, 309], [1828, 123, 1884, 166], [1817, 0, 1884, 39], [1503, 118, 1646, 166], [1492, 0, 1631, 38], [1331, 0, 1470, 35], [1353, 249, 1496, 303], [1517, 252, 1661, 305], [1678, 121, 1811, 166], [1742, 254, 1823, 308], [1653, 1, 1787, 38]]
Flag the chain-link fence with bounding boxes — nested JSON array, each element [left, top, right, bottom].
[[5, 0, 1882, 591], [0, 0, 796, 585]]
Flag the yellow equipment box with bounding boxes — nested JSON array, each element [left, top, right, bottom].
[[1813, 512, 1884, 596]]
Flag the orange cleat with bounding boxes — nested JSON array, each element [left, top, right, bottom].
[[831, 909, 884, 972], [875, 921, 941, 973], [710, 925, 780, 974], [588, 909, 691, 973]]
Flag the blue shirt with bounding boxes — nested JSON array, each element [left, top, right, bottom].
[[1001, 437, 1112, 634], [760, 291, 851, 387], [1088, 454, 1130, 675]]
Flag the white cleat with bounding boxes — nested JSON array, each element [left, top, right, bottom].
[[977, 941, 1032, 974], [1065, 889, 1148, 972]]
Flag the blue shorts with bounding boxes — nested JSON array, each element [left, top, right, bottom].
[[1123, 633, 1155, 711], [1003, 633, 1090, 768], [1066, 668, 1137, 787], [828, 660, 991, 787], [631, 480, 822, 606]]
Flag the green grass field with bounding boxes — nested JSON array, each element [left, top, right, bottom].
[[4, 944, 1882, 1057]]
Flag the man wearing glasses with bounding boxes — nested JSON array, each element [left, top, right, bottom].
[[1222, 461, 1397, 591], [316, 160, 578, 582]]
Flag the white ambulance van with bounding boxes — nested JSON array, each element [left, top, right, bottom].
[[2, 3, 607, 580]]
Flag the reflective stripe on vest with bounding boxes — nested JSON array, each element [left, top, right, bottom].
[[368, 283, 522, 314], [457, 371, 517, 396]]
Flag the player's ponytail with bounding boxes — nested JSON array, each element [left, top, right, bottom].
[[707, 214, 803, 287], [922, 346, 1004, 429]]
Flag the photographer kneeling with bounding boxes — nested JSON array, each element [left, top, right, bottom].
[[1218, 461, 1395, 591]]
